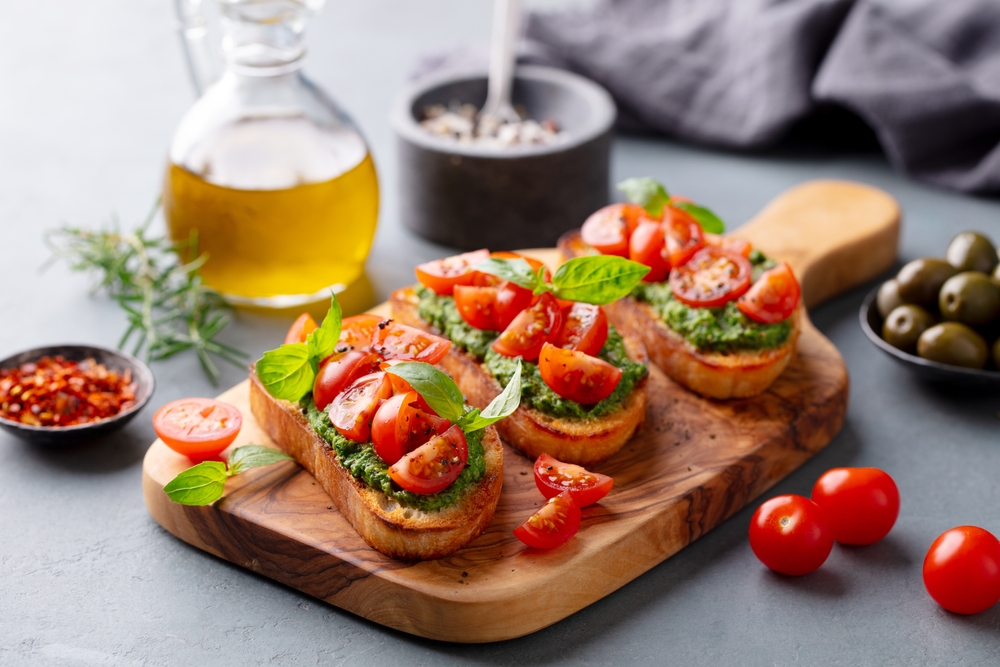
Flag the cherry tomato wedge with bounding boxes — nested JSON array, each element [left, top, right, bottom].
[[704, 233, 753, 258], [328, 371, 393, 442], [495, 282, 535, 330], [749, 494, 833, 576], [811, 467, 900, 546], [338, 314, 383, 353], [923, 526, 1000, 615], [454, 284, 500, 331], [372, 320, 451, 364], [663, 206, 705, 268], [493, 292, 564, 361], [581, 204, 648, 257], [388, 424, 468, 494], [629, 221, 671, 283], [538, 343, 622, 404], [669, 246, 753, 308], [738, 262, 801, 324], [313, 350, 381, 411], [557, 303, 608, 357], [372, 391, 451, 466], [533, 453, 613, 507], [284, 312, 318, 345], [415, 249, 491, 295], [153, 398, 243, 461], [513, 490, 581, 549]]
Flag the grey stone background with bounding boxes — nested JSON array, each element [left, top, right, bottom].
[[2, 1, 1000, 665]]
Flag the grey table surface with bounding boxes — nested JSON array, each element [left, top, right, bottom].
[[4, 1, 1000, 665]]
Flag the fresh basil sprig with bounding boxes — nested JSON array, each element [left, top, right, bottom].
[[256, 296, 343, 402], [163, 445, 293, 506], [387, 361, 521, 432], [616, 177, 725, 234], [473, 255, 650, 306]]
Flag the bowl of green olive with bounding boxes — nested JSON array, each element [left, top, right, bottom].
[[861, 231, 1000, 387]]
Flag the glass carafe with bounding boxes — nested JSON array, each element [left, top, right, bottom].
[[164, 0, 379, 308]]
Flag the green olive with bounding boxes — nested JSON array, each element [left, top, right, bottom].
[[876, 279, 906, 318], [946, 232, 999, 273], [882, 305, 935, 353], [896, 258, 959, 306], [917, 322, 988, 369], [939, 272, 1000, 325]]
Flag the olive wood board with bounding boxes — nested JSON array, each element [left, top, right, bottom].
[[143, 180, 900, 643]]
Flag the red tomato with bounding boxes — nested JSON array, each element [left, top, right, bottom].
[[581, 204, 648, 257], [669, 247, 753, 308], [313, 350, 381, 411], [533, 453, 613, 507], [284, 312, 318, 345], [379, 359, 414, 394], [704, 233, 753, 258], [492, 293, 564, 361], [453, 285, 500, 331], [738, 262, 801, 324], [388, 424, 468, 494], [372, 391, 451, 465], [372, 321, 451, 364], [338, 314, 382, 353], [538, 343, 622, 404], [415, 249, 491, 295], [629, 221, 671, 283], [663, 207, 705, 267], [923, 526, 1000, 615], [153, 398, 242, 461], [811, 468, 900, 545], [749, 494, 833, 576], [328, 372, 393, 442], [495, 282, 535, 330], [513, 490, 582, 549], [557, 303, 609, 356]]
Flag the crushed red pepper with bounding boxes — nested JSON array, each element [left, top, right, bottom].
[[0, 356, 137, 427]]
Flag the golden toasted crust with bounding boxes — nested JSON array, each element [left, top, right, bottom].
[[248, 371, 503, 560], [558, 230, 800, 399], [390, 287, 648, 466]]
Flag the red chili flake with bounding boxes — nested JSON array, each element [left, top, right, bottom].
[[0, 356, 136, 427]]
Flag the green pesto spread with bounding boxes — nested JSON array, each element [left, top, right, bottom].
[[416, 285, 497, 359], [303, 397, 485, 512], [631, 250, 790, 353]]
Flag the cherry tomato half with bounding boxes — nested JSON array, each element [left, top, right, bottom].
[[372, 320, 451, 364], [513, 490, 582, 549], [328, 371, 393, 442], [153, 398, 242, 461], [533, 453, 613, 507], [629, 221, 671, 283], [372, 391, 451, 466], [313, 350, 381, 411], [923, 526, 1000, 615], [338, 314, 383, 353], [557, 303, 609, 357], [749, 494, 833, 576], [581, 204, 649, 257], [492, 292, 564, 361], [495, 282, 535, 331], [663, 206, 705, 268], [538, 343, 622, 405], [454, 284, 500, 331], [284, 312, 318, 345], [738, 262, 801, 324], [811, 468, 900, 545], [388, 424, 468, 495], [704, 233, 753, 258], [669, 246, 752, 308], [415, 249, 491, 295]]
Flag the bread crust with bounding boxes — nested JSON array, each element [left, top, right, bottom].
[[390, 287, 648, 466], [558, 230, 799, 399], [248, 371, 503, 560]]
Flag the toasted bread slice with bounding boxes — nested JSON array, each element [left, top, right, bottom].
[[390, 287, 648, 466], [248, 371, 504, 560], [559, 230, 800, 399]]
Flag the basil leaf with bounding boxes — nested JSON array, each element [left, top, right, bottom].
[[551, 256, 651, 305], [459, 362, 521, 432], [307, 296, 343, 361], [617, 177, 670, 217], [472, 258, 539, 291], [256, 343, 315, 402], [386, 362, 465, 422], [227, 445, 293, 476], [672, 201, 725, 234], [163, 461, 227, 506]]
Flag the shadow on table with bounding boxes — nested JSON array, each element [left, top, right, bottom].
[[15, 424, 149, 474]]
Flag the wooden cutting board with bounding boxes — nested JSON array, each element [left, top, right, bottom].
[[143, 180, 900, 643]]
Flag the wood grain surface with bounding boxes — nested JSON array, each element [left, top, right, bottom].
[[143, 179, 900, 643]]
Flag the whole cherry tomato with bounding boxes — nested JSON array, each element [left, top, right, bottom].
[[811, 468, 899, 545], [629, 221, 670, 283], [738, 262, 801, 324], [923, 526, 1000, 615], [749, 494, 833, 576], [153, 398, 242, 461], [513, 490, 581, 549], [284, 313, 318, 345]]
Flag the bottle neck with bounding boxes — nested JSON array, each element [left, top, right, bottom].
[[219, 0, 316, 76]]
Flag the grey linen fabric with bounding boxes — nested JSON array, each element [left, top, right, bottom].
[[523, 0, 1000, 194]]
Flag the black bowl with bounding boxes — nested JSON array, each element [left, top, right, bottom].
[[860, 288, 1000, 389], [0, 344, 155, 446]]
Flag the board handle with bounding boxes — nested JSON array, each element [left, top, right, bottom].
[[734, 180, 900, 309]]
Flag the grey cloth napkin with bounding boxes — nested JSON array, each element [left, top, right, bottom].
[[523, 0, 1000, 195]]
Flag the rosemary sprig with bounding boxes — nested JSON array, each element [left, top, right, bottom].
[[45, 200, 247, 384]]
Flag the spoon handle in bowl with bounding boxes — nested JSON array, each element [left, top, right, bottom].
[[483, 0, 521, 118]]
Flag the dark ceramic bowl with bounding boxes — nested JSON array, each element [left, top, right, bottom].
[[0, 344, 155, 446], [860, 288, 1000, 389], [391, 65, 616, 250]]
